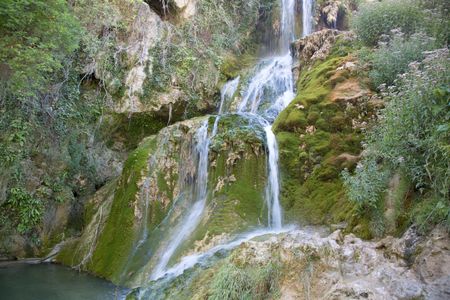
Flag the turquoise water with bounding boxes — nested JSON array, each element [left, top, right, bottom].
[[0, 263, 128, 300]]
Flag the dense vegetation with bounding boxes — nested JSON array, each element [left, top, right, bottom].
[[143, 0, 278, 110], [343, 0, 449, 235], [0, 0, 89, 236]]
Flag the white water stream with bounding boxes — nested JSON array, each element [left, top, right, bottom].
[[236, 0, 297, 228], [302, 0, 314, 37], [150, 121, 211, 281], [212, 76, 240, 136]]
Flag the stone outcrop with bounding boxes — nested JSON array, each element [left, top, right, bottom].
[[315, 0, 353, 31], [219, 226, 450, 299], [291, 29, 355, 79], [148, 226, 450, 299], [172, 0, 197, 19], [116, 1, 163, 114]]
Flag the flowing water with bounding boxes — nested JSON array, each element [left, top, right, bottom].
[[236, 0, 297, 229], [212, 76, 240, 135], [150, 121, 211, 281], [302, 0, 315, 37], [264, 126, 283, 228]]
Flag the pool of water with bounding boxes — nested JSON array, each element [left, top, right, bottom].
[[0, 263, 128, 300]]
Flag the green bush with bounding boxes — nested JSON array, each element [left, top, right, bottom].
[[342, 160, 390, 208], [351, 0, 423, 46], [4, 187, 43, 234], [363, 32, 434, 88], [343, 49, 450, 233], [417, 0, 450, 45]]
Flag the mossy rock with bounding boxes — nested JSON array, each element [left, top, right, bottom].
[[101, 113, 168, 151], [86, 136, 158, 282], [274, 39, 373, 237], [220, 53, 258, 80]]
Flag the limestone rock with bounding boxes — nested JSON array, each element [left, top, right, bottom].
[[115, 2, 163, 114], [291, 29, 355, 79], [315, 0, 353, 31], [172, 0, 197, 19]]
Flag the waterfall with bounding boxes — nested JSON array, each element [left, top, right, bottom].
[[212, 76, 240, 136], [264, 126, 282, 228], [142, 0, 315, 285], [150, 121, 211, 280], [235, 0, 298, 229], [302, 0, 314, 37], [280, 0, 296, 51]]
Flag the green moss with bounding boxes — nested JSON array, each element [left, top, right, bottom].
[[273, 40, 372, 236], [285, 109, 307, 130], [88, 136, 157, 282], [101, 113, 168, 150], [208, 147, 267, 235], [56, 239, 82, 267], [220, 53, 258, 79]]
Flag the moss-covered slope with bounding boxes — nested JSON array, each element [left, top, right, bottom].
[[274, 36, 376, 237]]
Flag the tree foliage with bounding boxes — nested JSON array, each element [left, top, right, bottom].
[[0, 0, 80, 98]]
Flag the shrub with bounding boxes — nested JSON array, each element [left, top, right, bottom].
[[364, 32, 435, 88], [342, 160, 390, 208], [4, 187, 43, 234], [343, 49, 450, 232], [417, 0, 450, 45], [351, 0, 423, 46]]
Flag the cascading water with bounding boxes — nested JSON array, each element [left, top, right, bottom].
[[302, 0, 314, 37], [280, 0, 296, 51], [148, 77, 240, 282], [264, 127, 282, 228], [235, 0, 298, 229], [150, 121, 211, 281], [212, 76, 240, 136]]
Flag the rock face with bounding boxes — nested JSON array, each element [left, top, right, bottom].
[[117, 2, 163, 114], [315, 0, 353, 31], [291, 29, 354, 80], [172, 0, 197, 19]]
